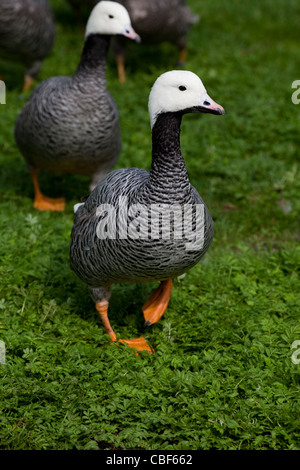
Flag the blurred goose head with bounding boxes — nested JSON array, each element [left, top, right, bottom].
[[85, 1, 140, 42]]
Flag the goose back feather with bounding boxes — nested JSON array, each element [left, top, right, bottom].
[[0, 0, 55, 83]]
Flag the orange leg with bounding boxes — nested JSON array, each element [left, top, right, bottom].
[[142, 279, 173, 327], [95, 301, 154, 354], [30, 170, 65, 211], [177, 48, 187, 66], [23, 75, 34, 92], [115, 54, 126, 83]]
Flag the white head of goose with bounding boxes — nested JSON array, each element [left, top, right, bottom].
[[14, 1, 140, 212], [149, 70, 224, 128], [85, 1, 139, 40], [70, 70, 225, 354]]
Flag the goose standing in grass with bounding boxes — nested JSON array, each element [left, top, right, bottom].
[[0, 0, 55, 92], [112, 0, 199, 82], [70, 70, 225, 353], [14, 1, 140, 212], [67, 0, 199, 83]]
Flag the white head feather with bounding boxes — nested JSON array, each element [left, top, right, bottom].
[[85, 1, 140, 41], [148, 70, 224, 129]]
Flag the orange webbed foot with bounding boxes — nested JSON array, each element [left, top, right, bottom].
[[142, 279, 173, 327], [34, 195, 65, 212], [30, 170, 65, 211], [118, 337, 154, 354], [96, 301, 154, 354]]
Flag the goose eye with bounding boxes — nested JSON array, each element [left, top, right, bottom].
[[179, 85, 186, 91], [108, 14, 114, 19]]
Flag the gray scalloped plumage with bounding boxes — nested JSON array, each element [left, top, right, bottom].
[[69, 70, 225, 351], [15, 34, 121, 189], [0, 0, 55, 90], [14, 2, 140, 209], [70, 163, 213, 292]]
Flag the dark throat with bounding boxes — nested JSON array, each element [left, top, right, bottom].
[[74, 34, 110, 83], [149, 112, 190, 192]]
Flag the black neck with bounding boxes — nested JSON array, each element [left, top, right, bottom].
[[149, 112, 190, 193], [74, 34, 110, 83]]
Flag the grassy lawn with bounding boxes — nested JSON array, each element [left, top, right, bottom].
[[0, 0, 299, 450]]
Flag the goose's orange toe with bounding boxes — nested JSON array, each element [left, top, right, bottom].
[[142, 279, 173, 327], [118, 337, 154, 354], [31, 170, 65, 211], [34, 195, 65, 212]]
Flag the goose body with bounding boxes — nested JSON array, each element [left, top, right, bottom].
[[14, 1, 140, 212], [0, 0, 55, 91], [70, 166, 210, 287], [70, 70, 225, 353]]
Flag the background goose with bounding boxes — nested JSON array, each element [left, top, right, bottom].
[[112, 0, 199, 82], [14, 1, 140, 212], [0, 0, 55, 91], [70, 70, 225, 353], [67, 0, 199, 82]]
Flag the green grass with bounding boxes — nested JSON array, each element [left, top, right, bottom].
[[0, 0, 300, 450]]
